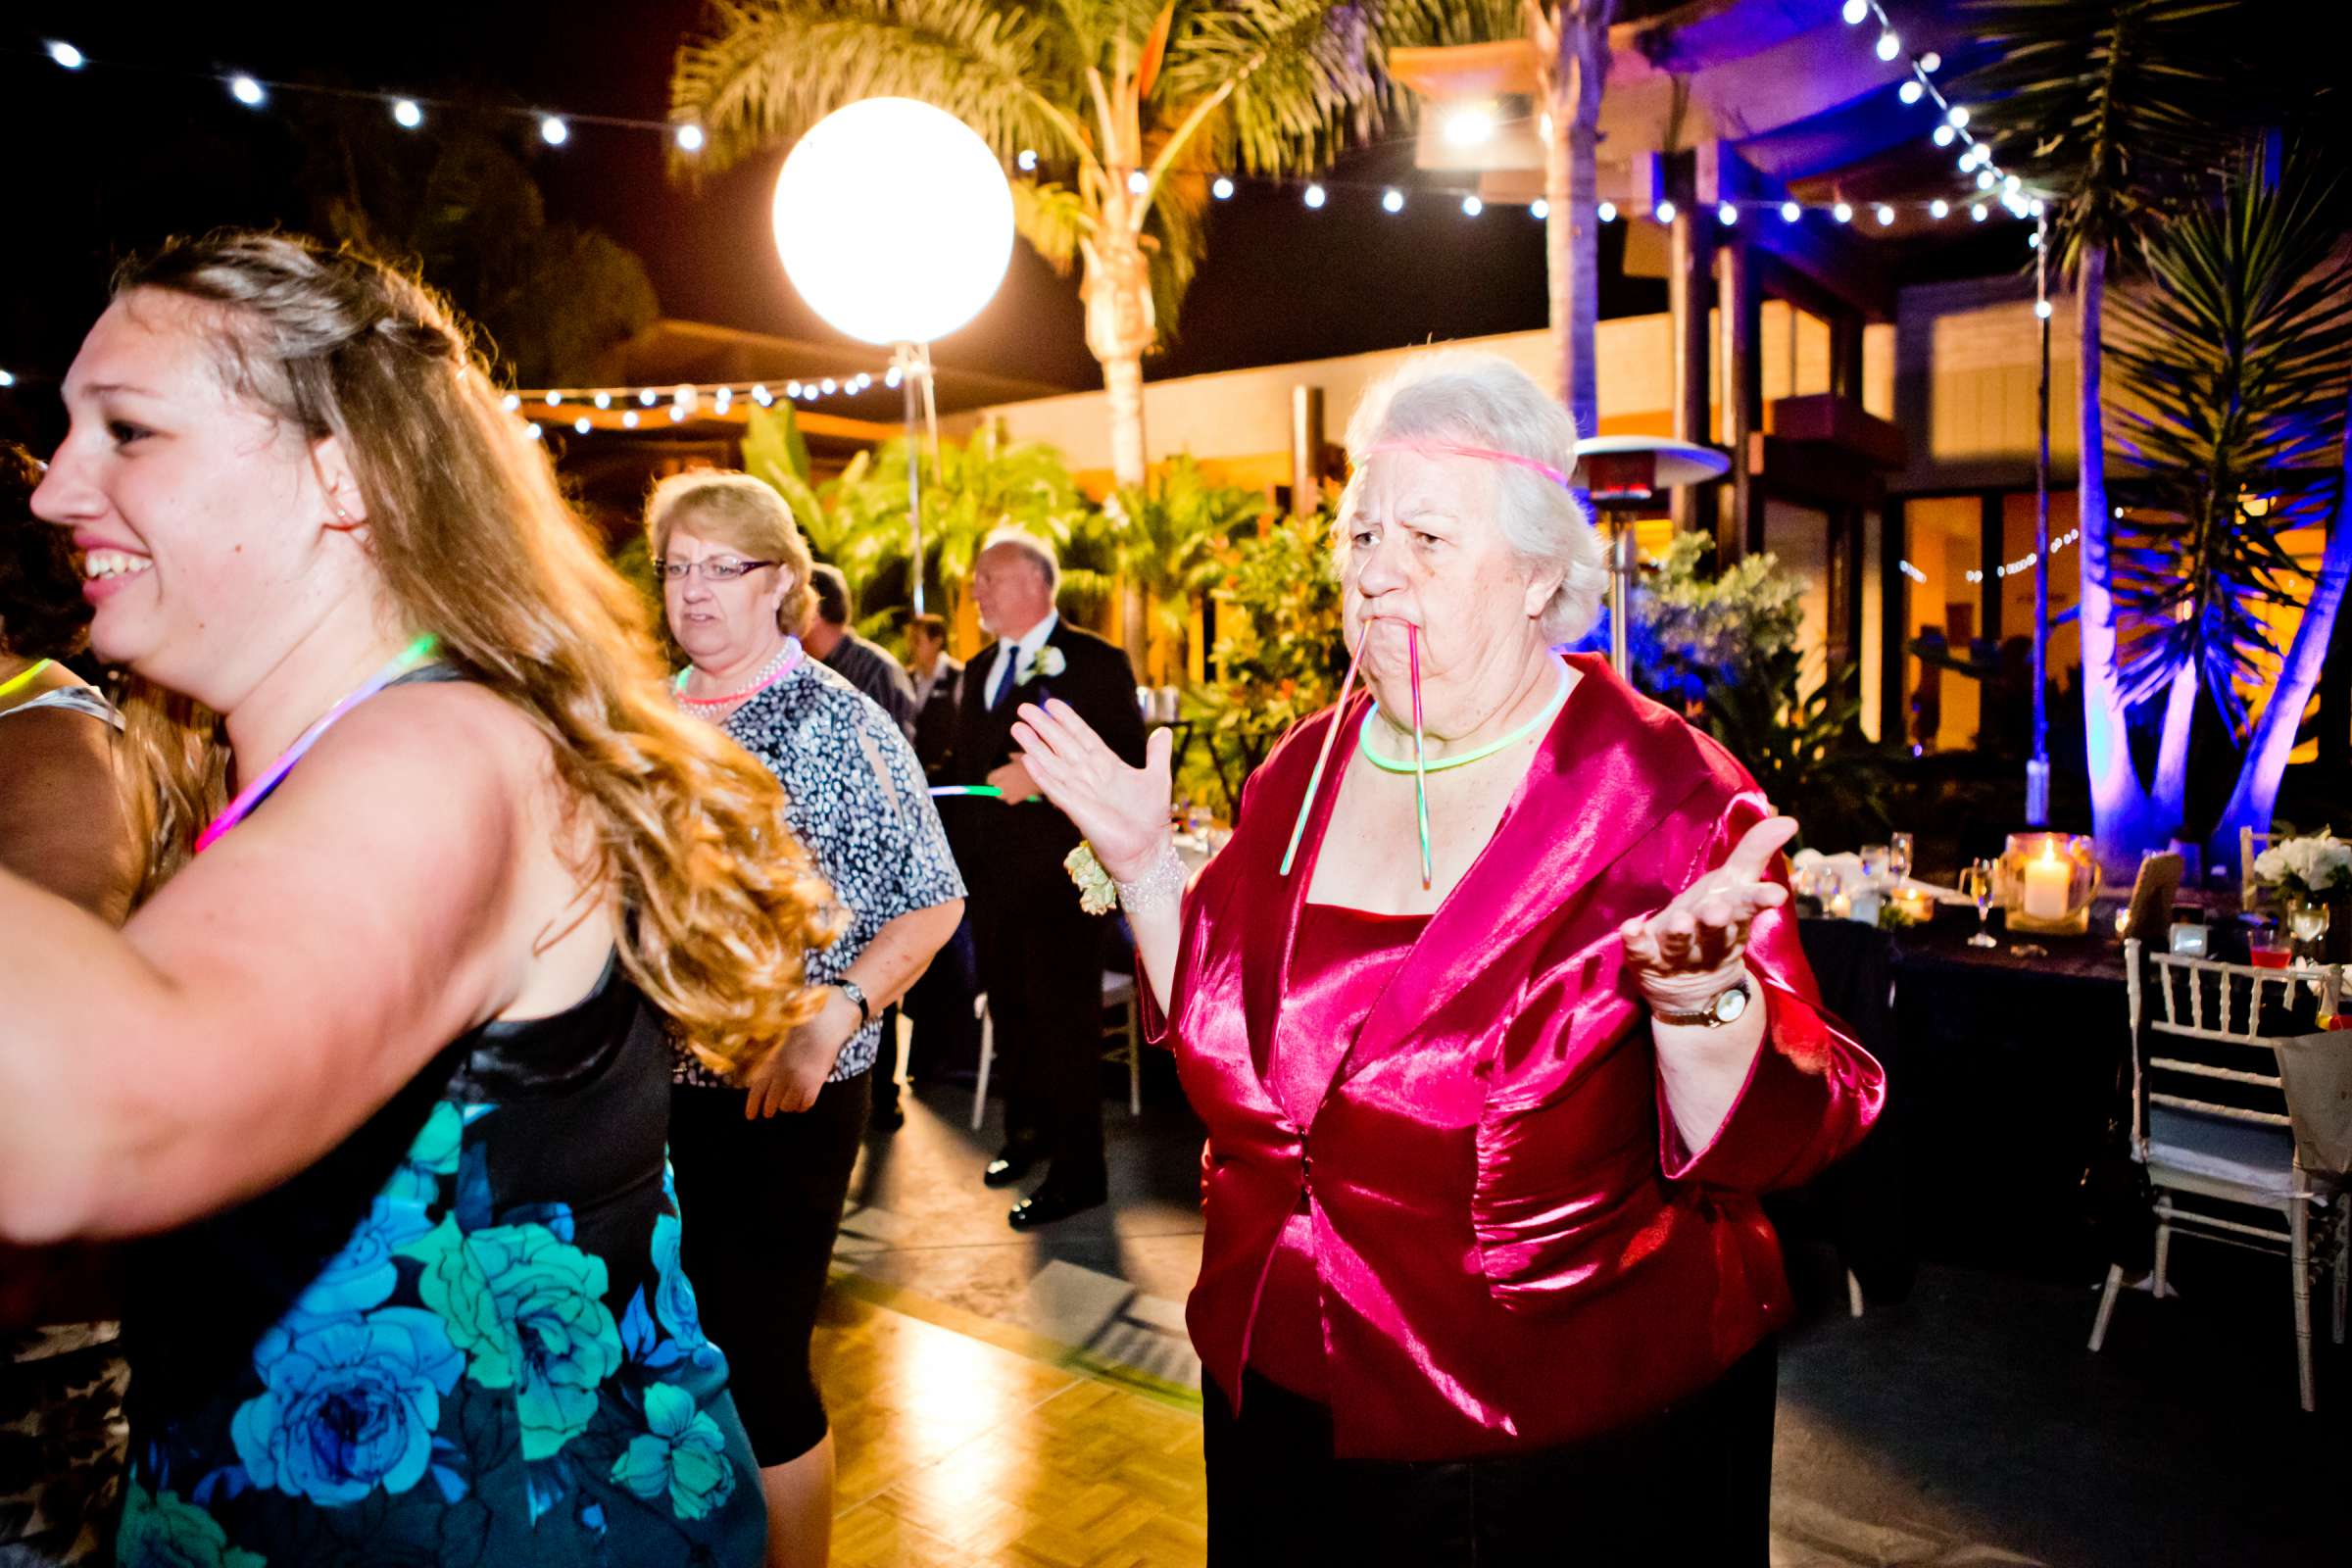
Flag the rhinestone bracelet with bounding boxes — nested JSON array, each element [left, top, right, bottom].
[[1113, 841, 1189, 912]]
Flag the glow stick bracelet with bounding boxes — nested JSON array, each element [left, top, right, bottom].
[[1278, 620, 1373, 877], [193, 634, 440, 854], [928, 785, 1005, 799]]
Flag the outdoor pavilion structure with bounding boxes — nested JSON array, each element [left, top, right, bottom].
[[1393, 0, 2004, 744]]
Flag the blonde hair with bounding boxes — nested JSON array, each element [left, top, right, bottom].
[[1342, 350, 1607, 644], [644, 470, 817, 635], [117, 231, 840, 1075]]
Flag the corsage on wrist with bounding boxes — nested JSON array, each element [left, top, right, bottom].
[[1065, 840, 1185, 915]]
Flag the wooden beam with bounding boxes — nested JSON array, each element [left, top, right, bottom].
[[1881, 499, 1908, 748], [1668, 199, 1714, 539], [1717, 238, 1763, 559]]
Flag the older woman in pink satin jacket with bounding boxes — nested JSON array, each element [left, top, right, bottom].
[[1012, 350, 1883, 1564]]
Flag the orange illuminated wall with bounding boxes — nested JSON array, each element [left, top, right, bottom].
[[1901, 496, 1982, 753]]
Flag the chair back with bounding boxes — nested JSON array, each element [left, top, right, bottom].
[[2240, 825, 2272, 911], [2124, 940, 2345, 1155]]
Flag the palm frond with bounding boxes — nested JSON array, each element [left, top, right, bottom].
[[672, 0, 1077, 174], [2106, 154, 2352, 732], [1010, 178, 1094, 273]]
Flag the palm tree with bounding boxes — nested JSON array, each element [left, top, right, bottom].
[[2107, 158, 2352, 869], [1528, 0, 1616, 435], [1955, 0, 2237, 875], [1090, 455, 1271, 683], [672, 1, 1486, 490]]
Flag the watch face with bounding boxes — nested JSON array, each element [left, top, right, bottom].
[[1712, 984, 1749, 1024]]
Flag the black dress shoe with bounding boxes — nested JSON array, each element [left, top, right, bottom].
[[1007, 1178, 1107, 1231], [982, 1146, 1038, 1188], [867, 1100, 905, 1134]]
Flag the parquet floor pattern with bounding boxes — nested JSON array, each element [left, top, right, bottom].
[[818, 1287, 1208, 1568]]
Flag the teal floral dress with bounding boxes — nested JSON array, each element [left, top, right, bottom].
[[114, 956, 765, 1566]]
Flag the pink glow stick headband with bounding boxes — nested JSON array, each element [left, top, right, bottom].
[[1356, 440, 1575, 490]]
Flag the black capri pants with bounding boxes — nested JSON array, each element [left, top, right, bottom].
[[668, 1070, 869, 1465]]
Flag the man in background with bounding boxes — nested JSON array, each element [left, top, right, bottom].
[[906, 613, 961, 782], [803, 564, 916, 741], [945, 531, 1145, 1228]]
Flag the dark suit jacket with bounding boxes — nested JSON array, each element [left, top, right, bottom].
[[913, 657, 962, 781], [946, 620, 1146, 900]]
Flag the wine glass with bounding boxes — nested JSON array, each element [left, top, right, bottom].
[[1959, 859, 1999, 948], [1888, 832, 1914, 887], [1860, 844, 1890, 889]]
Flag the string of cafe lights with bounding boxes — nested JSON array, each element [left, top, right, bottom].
[[25, 30, 2040, 230], [505, 369, 905, 442]]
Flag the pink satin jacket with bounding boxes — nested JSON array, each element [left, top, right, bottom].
[[1147, 655, 1885, 1460]]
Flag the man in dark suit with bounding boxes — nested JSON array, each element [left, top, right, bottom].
[[906, 613, 962, 781], [946, 531, 1146, 1228], [803, 564, 917, 741]]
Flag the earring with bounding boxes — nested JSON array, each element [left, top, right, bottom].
[[325, 495, 362, 532]]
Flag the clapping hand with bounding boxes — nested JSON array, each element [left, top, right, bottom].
[[1619, 815, 1799, 1013], [1008, 699, 1173, 882]]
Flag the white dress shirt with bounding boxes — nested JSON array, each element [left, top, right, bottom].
[[982, 612, 1060, 708]]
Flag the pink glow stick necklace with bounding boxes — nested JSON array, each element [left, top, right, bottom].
[[193, 633, 441, 854], [1407, 624, 1433, 888]]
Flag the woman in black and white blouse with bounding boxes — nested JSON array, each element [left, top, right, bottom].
[[648, 470, 963, 1568]]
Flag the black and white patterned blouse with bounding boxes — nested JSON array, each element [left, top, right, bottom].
[[673, 657, 966, 1086]]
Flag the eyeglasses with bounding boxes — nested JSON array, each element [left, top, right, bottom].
[[655, 558, 777, 582]]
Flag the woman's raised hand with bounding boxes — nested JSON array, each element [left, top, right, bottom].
[[1010, 699, 1173, 881], [1619, 815, 1799, 1007]]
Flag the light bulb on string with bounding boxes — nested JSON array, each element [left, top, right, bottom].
[[1899, 79, 1924, 105], [0, 369, 15, 387], [1597, 201, 1617, 221], [622, 410, 640, 428], [1833, 201, 1853, 223], [786, 382, 802, 398], [47, 40, 85, 70], [675, 123, 705, 153], [753, 384, 772, 404], [392, 98, 423, 129], [1460, 195, 1483, 217], [1718, 201, 1738, 225], [1934, 124, 1956, 147], [1977, 169, 1996, 190], [1652, 199, 1675, 223], [593, 392, 611, 409], [1876, 30, 1901, 61], [1531, 199, 1549, 220], [229, 74, 266, 107], [1017, 149, 1037, 172], [1971, 203, 1987, 221], [1303, 183, 1326, 209], [1920, 52, 1941, 73], [1212, 176, 1234, 200], [1947, 106, 1970, 129], [639, 388, 658, 406], [1930, 199, 1949, 219], [1841, 0, 1869, 22], [713, 387, 732, 412], [1782, 200, 1801, 221], [1382, 188, 1404, 213], [1875, 204, 1894, 225], [670, 405, 687, 422], [525, 422, 543, 441], [572, 416, 590, 435], [546, 391, 564, 407], [820, 378, 837, 394], [540, 116, 568, 145], [1126, 170, 1149, 195], [2035, 300, 2053, 318], [884, 366, 903, 388], [2004, 174, 2023, 196], [501, 393, 521, 412], [2030, 198, 2046, 217]]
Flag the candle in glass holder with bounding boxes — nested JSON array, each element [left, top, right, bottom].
[[1895, 887, 1936, 922], [2023, 850, 2072, 920], [1828, 892, 1852, 919]]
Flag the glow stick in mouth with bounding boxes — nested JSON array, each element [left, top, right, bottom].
[[1279, 618, 1375, 877], [1408, 623, 1432, 889]]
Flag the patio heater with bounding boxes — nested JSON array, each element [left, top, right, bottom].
[[771, 97, 1014, 616], [1572, 435, 1731, 676]]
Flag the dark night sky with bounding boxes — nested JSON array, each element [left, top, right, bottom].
[[0, 1, 1677, 444]]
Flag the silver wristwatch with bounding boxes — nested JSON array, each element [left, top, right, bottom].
[[1650, 978, 1752, 1028], [837, 980, 871, 1027]]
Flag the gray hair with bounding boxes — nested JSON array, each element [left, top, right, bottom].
[[977, 526, 1061, 596], [1341, 350, 1606, 645]]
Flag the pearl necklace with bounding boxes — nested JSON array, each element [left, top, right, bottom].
[[674, 638, 803, 712]]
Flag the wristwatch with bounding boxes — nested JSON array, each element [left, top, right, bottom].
[[837, 980, 871, 1028], [1650, 977, 1752, 1028]]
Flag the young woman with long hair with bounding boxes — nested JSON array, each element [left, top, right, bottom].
[[1, 231, 838, 1563]]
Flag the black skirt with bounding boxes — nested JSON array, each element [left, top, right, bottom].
[[668, 1071, 870, 1466], [1202, 1338, 1777, 1566]]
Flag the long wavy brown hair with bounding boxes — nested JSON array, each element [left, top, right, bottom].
[[116, 230, 840, 1074]]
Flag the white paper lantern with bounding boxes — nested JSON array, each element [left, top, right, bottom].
[[771, 97, 1014, 346]]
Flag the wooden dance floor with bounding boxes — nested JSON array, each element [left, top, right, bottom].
[[815, 1276, 1208, 1568]]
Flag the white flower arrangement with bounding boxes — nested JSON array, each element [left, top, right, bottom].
[[2251, 830, 2352, 899], [1019, 645, 1067, 685], [1065, 842, 1118, 915]]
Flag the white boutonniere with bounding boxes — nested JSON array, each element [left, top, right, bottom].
[[1018, 644, 1067, 685]]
